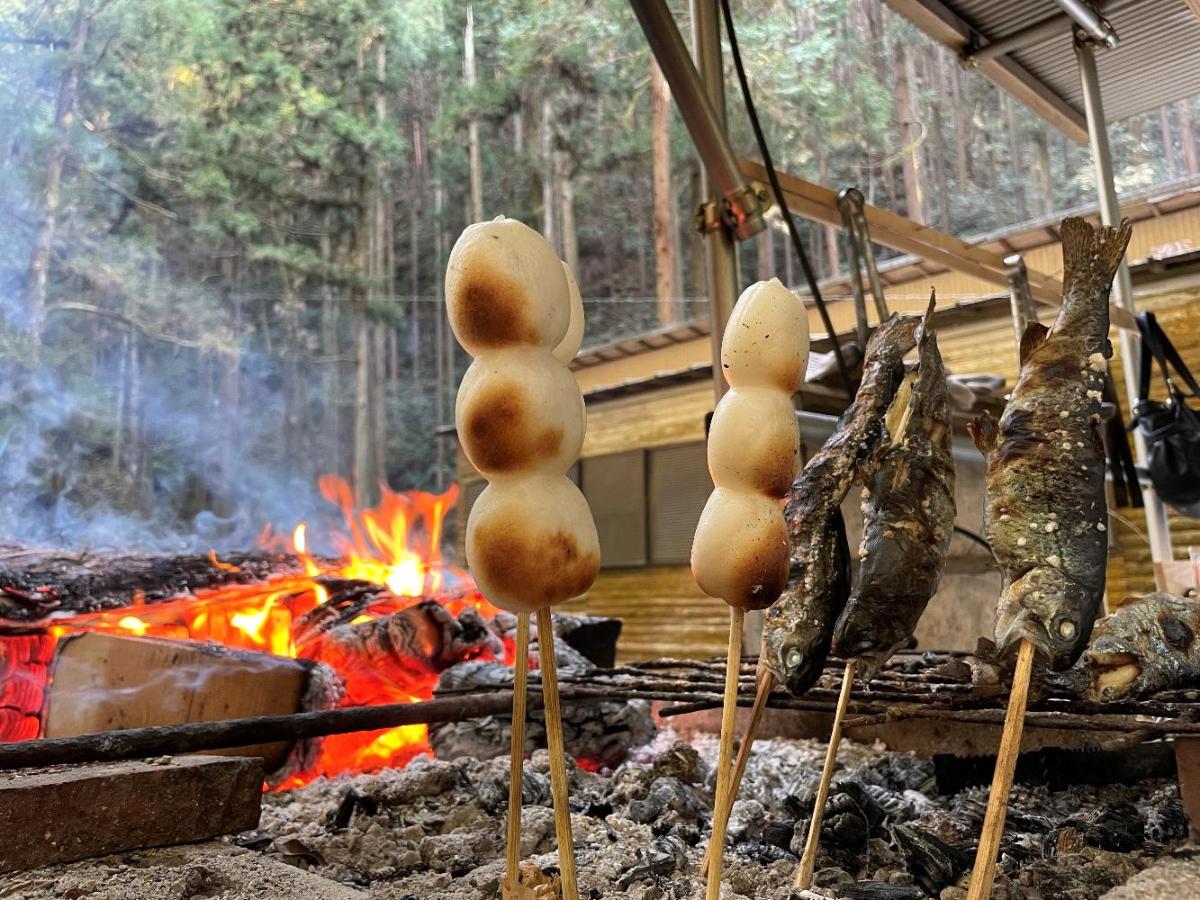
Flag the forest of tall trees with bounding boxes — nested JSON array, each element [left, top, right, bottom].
[[1, 0, 1197, 550]]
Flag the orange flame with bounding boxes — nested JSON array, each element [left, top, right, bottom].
[[31, 476, 504, 785]]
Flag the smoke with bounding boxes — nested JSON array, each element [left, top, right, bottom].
[[0, 332, 350, 554]]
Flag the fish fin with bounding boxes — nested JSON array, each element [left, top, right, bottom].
[[1019, 321, 1049, 365], [1061, 216, 1133, 293], [967, 410, 999, 455]]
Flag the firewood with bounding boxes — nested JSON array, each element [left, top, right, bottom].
[[0, 755, 262, 873], [0, 547, 312, 622], [44, 632, 315, 772]]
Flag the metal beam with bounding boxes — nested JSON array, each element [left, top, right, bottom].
[[742, 158, 1142, 332], [883, 0, 1090, 143], [1075, 35, 1174, 569], [689, 0, 739, 403], [629, 0, 764, 243], [966, 11, 1079, 65]]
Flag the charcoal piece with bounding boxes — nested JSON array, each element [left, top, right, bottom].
[[1145, 795, 1188, 844], [328, 787, 379, 830], [836, 883, 923, 900], [865, 753, 935, 793], [838, 783, 888, 833], [1059, 800, 1145, 852], [859, 784, 913, 823], [628, 776, 706, 825], [891, 823, 970, 896], [474, 768, 550, 813], [648, 742, 706, 785], [549, 614, 623, 668], [615, 834, 688, 888], [491, 611, 622, 669], [578, 798, 613, 819], [430, 660, 656, 766], [818, 790, 872, 862], [761, 818, 797, 850], [733, 840, 795, 864]]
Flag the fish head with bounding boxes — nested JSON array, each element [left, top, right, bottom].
[[995, 566, 1097, 671], [832, 599, 907, 674], [762, 602, 831, 697]]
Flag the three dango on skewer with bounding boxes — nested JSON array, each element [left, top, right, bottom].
[[447, 217, 599, 900], [691, 279, 809, 900]]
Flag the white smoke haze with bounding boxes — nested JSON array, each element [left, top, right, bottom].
[[0, 323, 353, 554]]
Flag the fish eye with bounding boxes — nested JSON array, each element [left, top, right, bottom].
[[1055, 617, 1077, 641], [785, 647, 803, 669]]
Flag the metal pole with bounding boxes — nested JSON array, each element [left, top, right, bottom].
[[690, 0, 739, 402], [1004, 253, 1038, 367], [1057, 0, 1119, 46], [966, 0, 1128, 67], [838, 197, 872, 349], [629, 0, 764, 243], [967, 12, 1078, 65], [1075, 35, 1174, 567]]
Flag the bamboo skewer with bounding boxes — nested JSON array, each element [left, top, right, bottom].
[[705, 607, 746, 900], [537, 606, 578, 900], [701, 667, 776, 878], [502, 611, 531, 899], [794, 659, 857, 890], [965, 639, 1036, 900]]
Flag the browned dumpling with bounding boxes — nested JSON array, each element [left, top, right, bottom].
[[449, 219, 600, 613], [446, 217, 570, 356], [692, 279, 809, 611]]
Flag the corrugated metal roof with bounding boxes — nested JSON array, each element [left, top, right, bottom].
[[885, 0, 1200, 136]]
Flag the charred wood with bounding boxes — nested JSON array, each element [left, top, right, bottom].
[[0, 545, 321, 623]]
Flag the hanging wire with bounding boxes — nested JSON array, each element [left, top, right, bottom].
[[718, 0, 853, 395]]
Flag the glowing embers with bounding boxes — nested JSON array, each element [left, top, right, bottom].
[[4, 477, 508, 785]]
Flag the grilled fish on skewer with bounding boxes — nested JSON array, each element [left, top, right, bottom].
[[1082, 593, 1200, 701], [833, 297, 956, 681], [763, 314, 920, 696], [968, 217, 1132, 671]]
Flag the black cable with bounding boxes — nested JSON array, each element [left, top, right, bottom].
[[953, 525, 993, 555], [718, 0, 853, 396]]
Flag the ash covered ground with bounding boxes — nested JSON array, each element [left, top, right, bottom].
[[4, 729, 1191, 900]]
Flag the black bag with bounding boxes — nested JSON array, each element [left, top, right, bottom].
[[1130, 311, 1200, 516]]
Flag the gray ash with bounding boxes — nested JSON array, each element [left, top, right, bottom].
[[246, 731, 1185, 899], [12, 729, 1186, 899]]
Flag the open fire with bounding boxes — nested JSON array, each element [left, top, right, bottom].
[[1, 477, 510, 785]]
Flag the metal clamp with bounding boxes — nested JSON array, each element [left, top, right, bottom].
[[837, 187, 889, 348]]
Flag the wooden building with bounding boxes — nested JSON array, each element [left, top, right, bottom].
[[455, 178, 1200, 662]]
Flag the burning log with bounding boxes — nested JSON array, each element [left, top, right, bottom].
[[0, 546, 310, 622], [43, 632, 328, 774], [0, 633, 53, 741], [302, 600, 502, 707]]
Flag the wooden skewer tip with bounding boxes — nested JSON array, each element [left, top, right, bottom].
[[794, 658, 857, 890], [536, 606, 579, 900], [705, 606, 746, 900], [965, 638, 1036, 900], [502, 611, 531, 899]]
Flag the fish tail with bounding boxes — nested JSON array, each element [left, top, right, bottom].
[[917, 288, 935, 343], [1060, 216, 1133, 296]]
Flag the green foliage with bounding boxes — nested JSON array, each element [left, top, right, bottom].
[[0, 0, 1196, 547]]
